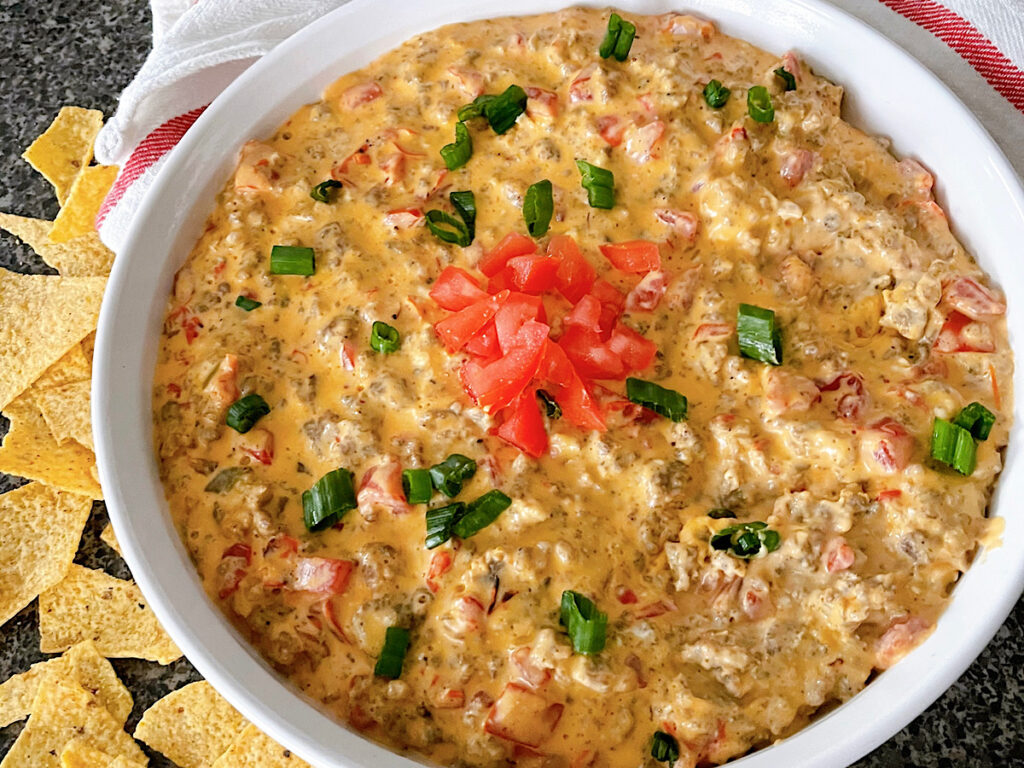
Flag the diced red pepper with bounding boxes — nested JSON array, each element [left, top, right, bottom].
[[435, 291, 507, 353], [426, 550, 453, 593], [479, 233, 538, 277], [460, 320, 550, 410], [429, 266, 487, 311], [539, 341, 606, 432], [495, 294, 546, 354], [496, 388, 549, 458], [599, 240, 662, 273], [608, 322, 657, 372], [506, 254, 561, 294], [550, 235, 596, 304]]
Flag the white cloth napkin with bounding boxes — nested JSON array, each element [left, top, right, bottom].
[[93, 0, 1024, 252]]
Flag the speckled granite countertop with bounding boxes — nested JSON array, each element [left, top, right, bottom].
[[0, 2, 1021, 766]]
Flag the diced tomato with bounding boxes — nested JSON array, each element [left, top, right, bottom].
[[608, 323, 657, 372], [241, 428, 275, 466], [510, 646, 552, 688], [217, 566, 247, 600], [551, 235, 597, 303], [506, 254, 561, 294], [876, 489, 902, 503], [497, 388, 548, 458], [933, 311, 996, 353], [340, 82, 383, 110], [564, 294, 603, 330], [292, 557, 355, 594], [624, 120, 666, 163], [446, 66, 485, 98], [487, 267, 515, 294], [525, 86, 559, 118], [780, 149, 815, 187], [559, 325, 625, 380], [265, 535, 299, 558], [875, 616, 931, 669], [429, 266, 487, 311], [433, 688, 466, 709], [445, 595, 485, 637], [616, 587, 639, 604], [655, 209, 699, 241], [660, 12, 715, 39], [942, 277, 1006, 321], [223, 542, 253, 563], [465, 321, 501, 359], [435, 292, 507, 353], [206, 353, 239, 409], [569, 63, 598, 103], [861, 419, 914, 473], [485, 684, 564, 748], [333, 143, 371, 178], [539, 341, 606, 432], [357, 459, 410, 516], [460, 320, 550, 410], [495, 294, 546, 354], [589, 280, 626, 336], [625, 270, 668, 312], [599, 240, 661, 274], [427, 550, 453, 593], [378, 152, 405, 186], [692, 323, 733, 341], [819, 372, 867, 421], [596, 115, 626, 146], [635, 599, 677, 619], [823, 536, 856, 573], [479, 233, 538, 277], [182, 315, 202, 344], [384, 207, 424, 229]]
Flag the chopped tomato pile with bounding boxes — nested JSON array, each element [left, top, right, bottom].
[[429, 232, 665, 457]]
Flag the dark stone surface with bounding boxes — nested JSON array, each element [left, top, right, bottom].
[[0, 2, 1020, 766]]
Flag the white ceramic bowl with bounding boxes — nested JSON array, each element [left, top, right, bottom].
[[94, 1, 1024, 766]]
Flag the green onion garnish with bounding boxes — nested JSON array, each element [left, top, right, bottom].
[[234, 295, 261, 311], [452, 489, 512, 539], [560, 590, 607, 655], [459, 85, 528, 134], [931, 418, 978, 475], [270, 245, 315, 276], [310, 179, 342, 203], [374, 626, 411, 679], [429, 454, 477, 498], [703, 79, 731, 108], [710, 521, 781, 559], [625, 378, 688, 422], [450, 190, 476, 242], [650, 732, 680, 764], [747, 85, 775, 123], [737, 303, 782, 365], [537, 389, 561, 420], [440, 122, 473, 171], [774, 67, 797, 91], [425, 502, 466, 549], [370, 321, 401, 354], [575, 159, 615, 209], [302, 468, 357, 532], [426, 190, 476, 247], [953, 402, 996, 441], [225, 393, 270, 433], [402, 468, 433, 505], [523, 179, 554, 238], [707, 508, 736, 519], [598, 13, 636, 62]]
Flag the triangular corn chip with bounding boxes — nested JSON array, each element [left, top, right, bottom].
[[211, 724, 312, 768], [35, 380, 93, 450], [48, 166, 118, 244], [21, 107, 103, 205]]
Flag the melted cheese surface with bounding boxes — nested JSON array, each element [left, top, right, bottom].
[[152, 9, 1013, 767]]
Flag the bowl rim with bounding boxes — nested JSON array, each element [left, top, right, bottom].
[[93, 1, 1024, 767]]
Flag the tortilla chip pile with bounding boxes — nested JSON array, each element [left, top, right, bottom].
[[0, 109, 312, 767]]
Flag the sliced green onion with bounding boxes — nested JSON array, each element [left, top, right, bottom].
[[302, 468, 357, 532], [707, 508, 736, 519], [599, 13, 622, 58], [710, 521, 779, 559], [429, 454, 477, 498], [952, 428, 978, 475], [310, 179, 342, 203], [425, 502, 466, 549], [374, 626, 411, 679], [234, 295, 261, 311], [953, 402, 996, 441], [457, 95, 495, 122], [450, 190, 476, 242], [225, 394, 270, 433], [402, 468, 433, 504], [537, 389, 561, 420], [270, 245, 315, 276], [523, 180, 554, 237], [612, 19, 636, 61], [575, 159, 615, 209], [930, 418, 959, 464], [625, 378, 688, 422], [452, 490, 511, 539], [426, 190, 476, 247], [440, 122, 473, 171], [650, 731, 680, 764], [774, 67, 797, 91], [370, 321, 401, 354], [737, 303, 782, 365], [703, 79, 731, 108], [559, 590, 607, 655], [483, 84, 528, 134], [747, 85, 775, 123]]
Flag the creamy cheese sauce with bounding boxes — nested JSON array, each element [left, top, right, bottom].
[[152, 9, 1013, 767]]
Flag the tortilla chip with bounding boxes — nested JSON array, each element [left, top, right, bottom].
[[211, 725, 312, 768], [48, 166, 118, 244], [100, 523, 122, 557], [0, 213, 115, 277], [38, 564, 182, 664], [0, 397, 102, 498], [134, 682, 247, 768], [60, 739, 115, 768], [35, 380, 93, 450], [21, 107, 104, 205], [0, 271, 105, 410], [0, 213, 54, 254], [0, 641, 132, 728], [0, 675, 146, 768], [0, 483, 92, 626], [35, 342, 91, 389]]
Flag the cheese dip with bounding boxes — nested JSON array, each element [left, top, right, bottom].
[[153, 8, 1012, 767]]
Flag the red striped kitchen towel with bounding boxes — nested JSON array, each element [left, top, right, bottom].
[[93, 0, 1024, 252]]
